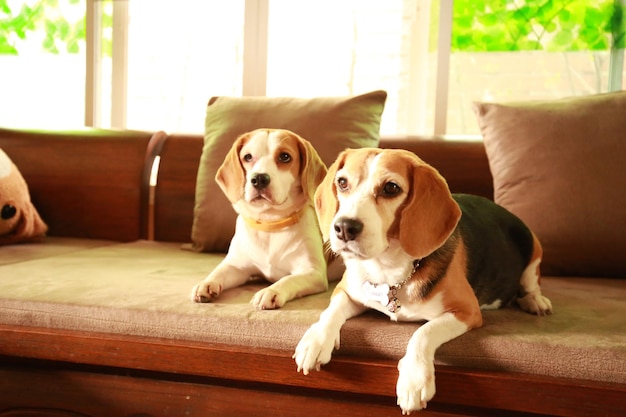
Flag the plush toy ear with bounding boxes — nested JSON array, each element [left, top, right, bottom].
[[398, 155, 461, 259], [315, 150, 346, 241], [215, 132, 249, 203], [296, 133, 327, 203]]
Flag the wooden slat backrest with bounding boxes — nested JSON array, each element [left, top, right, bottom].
[[0, 128, 162, 241], [383, 136, 494, 200], [152, 134, 203, 243], [151, 134, 492, 243]]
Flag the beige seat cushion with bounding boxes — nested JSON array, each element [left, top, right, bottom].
[[474, 91, 626, 277], [0, 236, 114, 266], [1, 240, 625, 384], [191, 91, 387, 252]]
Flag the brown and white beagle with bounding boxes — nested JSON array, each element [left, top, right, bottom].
[[190, 128, 333, 310], [293, 148, 552, 414]]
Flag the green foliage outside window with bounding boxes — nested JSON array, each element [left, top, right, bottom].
[[453, 0, 625, 52], [1, 0, 624, 56], [0, 0, 111, 55]]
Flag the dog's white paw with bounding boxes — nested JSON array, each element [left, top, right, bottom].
[[251, 288, 287, 310], [190, 281, 222, 303], [293, 322, 339, 375], [518, 292, 553, 316], [395, 356, 436, 415]]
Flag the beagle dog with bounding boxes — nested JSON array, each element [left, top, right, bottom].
[[293, 148, 552, 414], [190, 128, 331, 310]]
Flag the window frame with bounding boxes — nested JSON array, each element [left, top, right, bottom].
[[84, 0, 624, 133]]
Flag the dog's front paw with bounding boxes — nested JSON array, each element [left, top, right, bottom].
[[190, 281, 222, 303], [293, 322, 339, 375], [251, 288, 287, 310], [395, 356, 436, 415], [518, 292, 553, 316]]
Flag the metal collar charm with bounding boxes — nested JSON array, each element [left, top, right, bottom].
[[361, 259, 421, 313]]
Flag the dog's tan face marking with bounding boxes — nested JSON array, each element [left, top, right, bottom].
[[330, 150, 411, 259], [239, 130, 302, 207], [217, 128, 327, 223], [317, 148, 461, 261], [216, 129, 307, 221]]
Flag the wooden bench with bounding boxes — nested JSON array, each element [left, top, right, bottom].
[[0, 128, 624, 417]]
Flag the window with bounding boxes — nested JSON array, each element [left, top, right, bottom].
[[265, 0, 420, 135], [125, 1, 244, 132], [1, 0, 624, 135], [448, 0, 626, 134], [0, 0, 86, 128]]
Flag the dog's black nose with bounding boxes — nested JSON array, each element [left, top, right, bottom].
[[334, 217, 363, 242], [250, 173, 271, 190]]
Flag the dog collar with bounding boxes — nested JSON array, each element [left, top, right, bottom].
[[361, 259, 421, 313], [242, 208, 304, 232]]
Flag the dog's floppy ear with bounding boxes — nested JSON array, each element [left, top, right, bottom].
[[215, 133, 248, 203], [296, 134, 327, 203], [398, 155, 461, 259], [315, 150, 346, 241]]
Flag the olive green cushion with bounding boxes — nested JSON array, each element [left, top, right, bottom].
[[191, 91, 387, 252]]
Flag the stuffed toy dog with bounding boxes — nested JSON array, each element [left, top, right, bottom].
[[0, 148, 47, 245]]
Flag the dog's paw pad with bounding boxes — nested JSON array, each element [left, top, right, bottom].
[[251, 288, 285, 310], [396, 357, 435, 414], [293, 323, 338, 375], [518, 292, 553, 316], [191, 282, 222, 303]]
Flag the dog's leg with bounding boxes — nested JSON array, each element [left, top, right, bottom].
[[293, 289, 366, 374], [190, 262, 252, 303], [326, 255, 346, 282], [517, 258, 553, 315], [251, 270, 328, 310], [396, 312, 471, 414]]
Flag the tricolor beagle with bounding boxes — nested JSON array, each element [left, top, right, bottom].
[[293, 148, 552, 414], [190, 128, 332, 310]]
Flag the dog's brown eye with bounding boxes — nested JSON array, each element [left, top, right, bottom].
[[243, 153, 253, 162], [337, 177, 349, 191], [382, 181, 401, 197], [278, 152, 292, 163]]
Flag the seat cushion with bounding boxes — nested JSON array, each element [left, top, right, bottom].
[[0, 236, 115, 266], [1, 239, 625, 384]]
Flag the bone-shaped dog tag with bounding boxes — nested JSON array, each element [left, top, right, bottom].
[[361, 281, 390, 306]]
